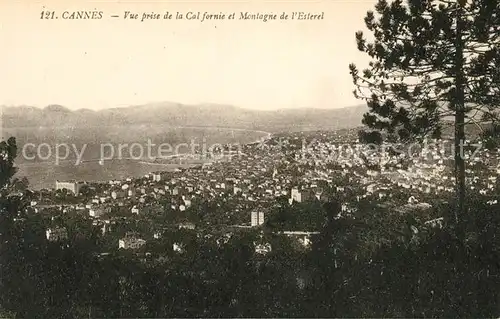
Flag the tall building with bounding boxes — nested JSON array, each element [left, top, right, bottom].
[[55, 180, 83, 195], [290, 187, 312, 203], [291, 187, 300, 202], [251, 211, 265, 227]]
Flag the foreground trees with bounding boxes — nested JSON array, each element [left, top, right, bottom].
[[0, 137, 17, 190], [2, 198, 500, 316]]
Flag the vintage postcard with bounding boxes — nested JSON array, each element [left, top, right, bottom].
[[1, 0, 499, 317]]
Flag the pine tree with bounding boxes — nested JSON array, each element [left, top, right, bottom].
[[349, 0, 500, 224], [0, 137, 17, 191]]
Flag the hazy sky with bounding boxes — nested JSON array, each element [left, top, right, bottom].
[[1, 0, 376, 110]]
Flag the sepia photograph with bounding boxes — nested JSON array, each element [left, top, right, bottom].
[[1, 0, 500, 317]]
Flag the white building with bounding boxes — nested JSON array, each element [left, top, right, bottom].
[[46, 227, 68, 241], [118, 236, 146, 249], [89, 208, 103, 218], [251, 211, 265, 227], [111, 191, 125, 199], [55, 180, 83, 195], [290, 187, 312, 203]]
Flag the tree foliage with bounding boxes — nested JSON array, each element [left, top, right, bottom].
[[0, 137, 18, 190], [350, 0, 500, 142]]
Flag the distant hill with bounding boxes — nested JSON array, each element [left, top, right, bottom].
[[0, 103, 367, 132]]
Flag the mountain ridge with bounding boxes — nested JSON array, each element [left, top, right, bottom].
[[1, 102, 367, 132]]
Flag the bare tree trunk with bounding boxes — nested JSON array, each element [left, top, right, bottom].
[[454, 104, 466, 224], [454, 1, 466, 230]]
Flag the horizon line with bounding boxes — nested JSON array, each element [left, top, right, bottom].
[[0, 101, 367, 112]]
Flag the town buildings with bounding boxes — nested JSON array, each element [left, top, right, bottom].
[[29, 129, 500, 262]]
